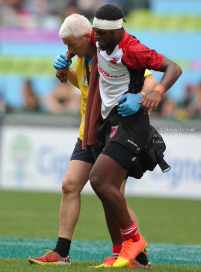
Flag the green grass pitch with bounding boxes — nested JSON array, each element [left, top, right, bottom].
[[0, 190, 201, 271]]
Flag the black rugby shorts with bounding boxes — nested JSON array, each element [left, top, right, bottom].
[[97, 106, 150, 156], [70, 138, 95, 164]]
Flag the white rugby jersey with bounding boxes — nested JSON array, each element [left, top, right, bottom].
[[92, 29, 164, 119]]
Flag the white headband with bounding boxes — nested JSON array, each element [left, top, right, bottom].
[[92, 17, 123, 30]]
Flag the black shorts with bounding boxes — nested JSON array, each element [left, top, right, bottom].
[[96, 106, 150, 170], [70, 138, 95, 164], [70, 138, 131, 174], [103, 141, 136, 171], [97, 106, 150, 156], [91, 140, 132, 172]]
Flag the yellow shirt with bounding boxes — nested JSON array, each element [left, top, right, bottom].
[[76, 56, 151, 140], [144, 69, 152, 77], [76, 57, 92, 140]]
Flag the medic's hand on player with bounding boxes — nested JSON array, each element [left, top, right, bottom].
[[117, 93, 142, 117], [53, 54, 72, 83], [53, 53, 72, 69], [138, 90, 161, 115]]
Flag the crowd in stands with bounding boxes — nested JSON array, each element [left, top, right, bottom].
[[42, 81, 80, 115], [0, 78, 199, 120], [0, 79, 81, 116], [154, 82, 201, 120], [1, 0, 142, 28]]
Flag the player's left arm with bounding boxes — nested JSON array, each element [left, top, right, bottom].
[[140, 57, 182, 115], [122, 38, 182, 115]]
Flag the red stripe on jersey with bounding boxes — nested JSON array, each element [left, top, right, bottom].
[[119, 30, 164, 71]]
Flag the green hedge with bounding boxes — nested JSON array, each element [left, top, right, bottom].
[[124, 10, 201, 30], [0, 56, 77, 76]]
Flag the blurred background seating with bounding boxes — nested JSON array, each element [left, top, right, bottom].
[[22, 79, 40, 112], [43, 81, 80, 115], [0, 0, 201, 121]]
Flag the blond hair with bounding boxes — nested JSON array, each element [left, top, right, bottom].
[[59, 14, 92, 39]]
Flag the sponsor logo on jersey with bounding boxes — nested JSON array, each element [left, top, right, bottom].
[[110, 126, 119, 138], [110, 59, 119, 64], [98, 65, 126, 79]]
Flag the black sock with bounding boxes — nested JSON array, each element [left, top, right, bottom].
[[136, 249, 149, 265], [54, 237, 71, 258]]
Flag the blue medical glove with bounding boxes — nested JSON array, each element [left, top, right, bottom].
[[53, 53, 72, 69], [117, 93, 142, 117]]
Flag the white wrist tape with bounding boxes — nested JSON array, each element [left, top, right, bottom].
[[140, 91, 146, 98]]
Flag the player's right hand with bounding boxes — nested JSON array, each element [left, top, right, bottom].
[[139, 90, 161, 115], [53, 54, 72, 69]]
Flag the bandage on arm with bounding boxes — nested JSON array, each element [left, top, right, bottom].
[[154, 84, 165, 94]]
